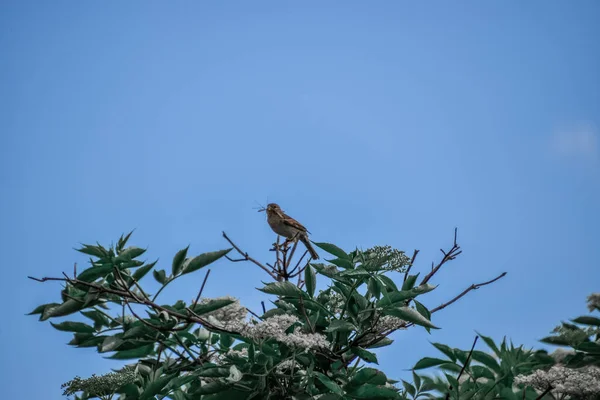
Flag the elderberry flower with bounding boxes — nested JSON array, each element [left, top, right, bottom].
[[515, 365, 600, 398], [587, 293, 600, 312]]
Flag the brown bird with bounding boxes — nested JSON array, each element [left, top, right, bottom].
[[262, 203, 319, 260]]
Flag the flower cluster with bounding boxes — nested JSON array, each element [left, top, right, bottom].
[[363, 245, 410, 272], [515, 365, 600, 398], [240, 314, 330, 350], [61, 367, 137, 396], [374, 315, 407, 332], [587, 293, 600, 312], [196, 296, 248, 330]]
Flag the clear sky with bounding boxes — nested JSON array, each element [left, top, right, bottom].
[[1, 1, 599, 398]]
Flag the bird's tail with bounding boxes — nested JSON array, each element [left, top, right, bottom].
[[300, 236, 319, 260]]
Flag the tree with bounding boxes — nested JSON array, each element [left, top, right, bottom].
[[29, 229, 506, 399]]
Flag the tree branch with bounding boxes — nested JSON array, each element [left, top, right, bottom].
[[222, 231, 278, 280], [420, 228, 462, 286], [430, 272, 507, 314]]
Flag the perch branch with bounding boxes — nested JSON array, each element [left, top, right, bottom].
[[222, 231, 278, 280]]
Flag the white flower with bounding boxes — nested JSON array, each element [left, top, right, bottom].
[[515, 365, 600, 398], [374, 315, 407, 332], [587, 293, 600, 311], [196, 296, 248, 330], [240, 315, 330, 350]]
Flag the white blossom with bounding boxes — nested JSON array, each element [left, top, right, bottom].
[[587, 293, 600, 311], [240, 315, 330, 350], [196, 296, 248, 330], [515, 365, 600, 398], [276, 359, 300, 374], [374, 315, 407, 332]]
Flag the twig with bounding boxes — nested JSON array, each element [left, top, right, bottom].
[[534, 386, 553, 400], [192, 270, 211, 309], [403, 250, 419, 282], [73, 263, 77, 279], [286, 240, 299, 272], [430, 272, 507, 314], [288, 250, 308, 276], [275, 236, 281, 271], [222, 231, 278, 280], [421, 228, 462, 286], [245, 307, 262, 320], [446, 336, 479, 399], [298, 296, 314, 333], [261, 301, 266, 314]]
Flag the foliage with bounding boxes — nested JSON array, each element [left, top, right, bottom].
[[29, 228, 504, 399], [405, 293, 600, 400]]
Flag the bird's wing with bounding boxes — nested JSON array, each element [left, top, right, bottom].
[[280, 211, 309, 233]]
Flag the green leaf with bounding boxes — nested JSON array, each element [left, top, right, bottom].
[[401, 380, 416, 397], [431, 342, 456, 362], [172, 246, 189, 276], [368, 278, 381, 299], [192, 298, 236, 315], [325, 320, 357, 332], [577, 342, 600, 354], [27, 303, 59, 316], [258, 281, 303, 297], [386, 306, 438, 329], [471, 365, 495, 380], [183, 249, 232, 274], [140, 373, 177, 400], [539, 336, 571, 346], [81, 310, 109, 329], [402, 274, 419, 290], [41, 299, 85, 320], [414, 300, 432, 333], [471, 351, 501, 374], [314, 372, 343, 395], [413, 357, 449, 370], [76, 265, 114, 282], [305, 264, 316, 298], [50, 321, 95, 333], [412, 371, 421, 391], [351, 347, 378, 364], [328, 258, 355, 270], [476, 332, 500, 357], [350, 368, 387, 386], [572, 316, 600, 326], [439, 363, 462, 373], [377, 275, 398, 291], [348, 384, 398, 399], [101, 336, 123, 352], [313, 242, 350, 260], [114, 247, 146, 262], [132, 259, 158, 282], [153, 269, 168, 285], [366, 337, 394, 349], [108, 344, 154, 359], [116, 230, 135, 253], [76, 244, 108, 259]]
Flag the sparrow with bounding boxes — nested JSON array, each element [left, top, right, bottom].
[[261, 203, 319, 260]]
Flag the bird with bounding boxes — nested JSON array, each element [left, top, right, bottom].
[[261, 203, 319, 260]]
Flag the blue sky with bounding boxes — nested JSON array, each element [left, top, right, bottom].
[[1, 1, 599, 398]]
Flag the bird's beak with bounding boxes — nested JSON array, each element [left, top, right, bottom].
[[258, 208, 266, 213]]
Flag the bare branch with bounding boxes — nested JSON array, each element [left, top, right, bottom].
[[222, 231, 278, 280], [420, 229, 462, 286], [430, 272, 507, 314], [192, 270, 211, 309], [403, 249, 420, 282], [446, 335, 479, 399]]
